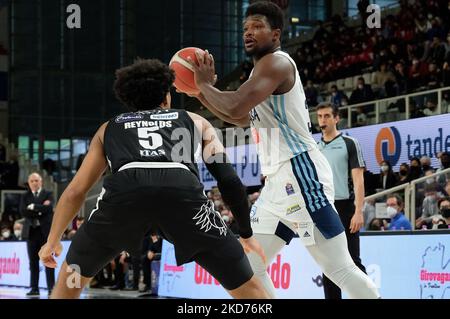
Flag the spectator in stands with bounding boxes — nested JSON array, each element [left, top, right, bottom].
[[20, 172, 55, 296], [384, 194, 412, 231], [424, 36, 446, 64], [408, 58, 428, 90], [431, 197, 450, 229], [441, 91, 450, 113], [362, 199, 376, 230], [372, 62, 396, 97], [329, 84, 347, 108], [436, 152, 450, 187], [13, 221, 23, 240], [354, 106, 368, 127], [363, 167, 377, 196], [42, 158, 56, 176], [397, 163, 410, 185], [393, 62, 409, 95], [305, 80, 320, 107], [75, 216, 84, 230], [420, 156, 433, 172], [424, 62, 442, 89], [368, 218, 383, 231], [416, 183, 442, 229], [378, 160, 398, 190], [409, 157, 423, 180], [350, 77, 374, 106], [141, 233, 162, 293], [423, 100, 439, 116], [1, 224, 13, 241], [409, 100, 426, 118]]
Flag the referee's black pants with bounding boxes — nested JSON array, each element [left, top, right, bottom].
[[322, 199, 366, 299]]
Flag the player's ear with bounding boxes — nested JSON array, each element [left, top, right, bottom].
[[272, 29, 281, 42]]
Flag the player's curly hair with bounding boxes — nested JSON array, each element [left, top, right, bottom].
[[114, 58, 175, 111], [245, 1, 284, 32]]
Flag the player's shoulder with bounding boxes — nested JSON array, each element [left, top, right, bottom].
[[255, 51, 293, 74]]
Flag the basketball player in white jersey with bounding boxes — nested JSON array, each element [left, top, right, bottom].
[[187, 1, 379, 298]]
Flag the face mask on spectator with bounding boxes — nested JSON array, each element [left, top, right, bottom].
[[14, 230, 21, 238], [399, 169, 408, 176], [426, 194, 437, 202], [442, 208, 450, 218], [426, 178, 435, 184], [381, 165, 389, 172], [214, 200, 222, 208], [358, 84, 364, 89], [222, 215, 230, 223], [422, 164, 431, 171], [2, 230, 11, 239], [386, 206, 398, 218]]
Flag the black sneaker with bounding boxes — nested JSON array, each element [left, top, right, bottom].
[[26, 289, 40, 296]]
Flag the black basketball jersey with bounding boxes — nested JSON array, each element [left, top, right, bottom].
[[104, 108, 201, 179]]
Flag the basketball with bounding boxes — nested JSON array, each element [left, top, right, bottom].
[[169, 47, 205, 95]]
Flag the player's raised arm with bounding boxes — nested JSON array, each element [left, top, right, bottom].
[[188, 51, 292, 121]]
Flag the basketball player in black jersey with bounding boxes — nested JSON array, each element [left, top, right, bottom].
[[38, 58, 268, 299]]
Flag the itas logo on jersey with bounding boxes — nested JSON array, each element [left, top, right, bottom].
[[115, 113, 144, 123], [150, 113, 179, 120]]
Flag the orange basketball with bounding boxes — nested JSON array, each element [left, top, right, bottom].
[[169, 47, 205, 96]]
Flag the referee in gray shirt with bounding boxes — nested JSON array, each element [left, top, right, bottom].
[[316, 102, 367, 299]]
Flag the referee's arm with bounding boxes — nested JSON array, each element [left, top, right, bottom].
[[351, 168, 365, 233], [347, 137, 366, 233]]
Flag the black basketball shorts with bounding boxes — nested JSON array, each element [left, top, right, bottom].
[[66, 167, 253, 290]]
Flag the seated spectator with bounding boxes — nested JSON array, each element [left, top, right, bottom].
[[329, 85, 347, 107], [75, 216, 84, 230], [372, 62, 396, 97], [13, 221, 23, 240], [393, 62, 408, 94], [354, 106, 368, 127], [1, 224, 14, 241], [305, 80, 320, 107], [408, 58, 428, 90], [420, 156, 433, 172], [424, 62, 442, 90], [384, 194, 412, 231], [378, 160, 398, 191], [436, 152, 450, 187], [441, 91, 450, 113], [410, 101, 426, 119], [416, 183, 442, 229], [397, 163, 410, 185], [423, 100, 439, 116], [363, 199, 376, 230], [431, 197, 450, 229], [409, 157, 423, 181], [368, 218, 383, 231], [349, 77, 374, 105]]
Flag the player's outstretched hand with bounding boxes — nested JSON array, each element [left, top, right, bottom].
[[39, 241, 62, 268], [239, 236, 267, 265]]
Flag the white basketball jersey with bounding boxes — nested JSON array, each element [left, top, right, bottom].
[[249, 50, 318, 176]]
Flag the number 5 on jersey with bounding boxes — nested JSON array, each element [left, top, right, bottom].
[[138, 127, 163, 150]]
